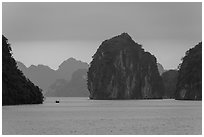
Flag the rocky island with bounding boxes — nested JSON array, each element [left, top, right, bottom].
[[175, 42, 202, 100], [2, 35, 44, 105], [87, 33, 164, 99]]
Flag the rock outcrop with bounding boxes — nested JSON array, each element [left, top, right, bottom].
[[175, 42, 202, 100], [162, 70, 178, 99], [157, 63, 165, 75], [87, 33, 164, 99], [2, 35, 44, 105]]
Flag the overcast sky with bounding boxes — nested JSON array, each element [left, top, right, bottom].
[[2, 2, 202, 70]]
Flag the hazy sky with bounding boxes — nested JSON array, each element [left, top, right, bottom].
[[2, 2, 202, 70]]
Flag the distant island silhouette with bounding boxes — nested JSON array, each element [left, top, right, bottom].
[[16, 58, 89, 96]]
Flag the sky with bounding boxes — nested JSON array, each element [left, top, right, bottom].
[[2, 2, 202, 70]]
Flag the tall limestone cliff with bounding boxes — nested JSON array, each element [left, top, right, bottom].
[[175, 42, 202, 100], [87, 33, 164, 99], [2, 35, 44, 105]]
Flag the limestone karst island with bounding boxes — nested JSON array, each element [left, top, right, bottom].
[[87, 33, 202, 100], [2, 33, 202, 105]]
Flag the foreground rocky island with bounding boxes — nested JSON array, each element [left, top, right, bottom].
[[87, 33, 164, 99], [175, 42, 202, 100], [2, 35, 44, 105]]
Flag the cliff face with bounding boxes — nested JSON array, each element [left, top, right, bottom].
[[87, 33, 164, 99], [175, 42, 202, 100], [2, 35, 44, 105]]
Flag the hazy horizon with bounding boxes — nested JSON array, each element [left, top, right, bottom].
[[2, 2, 202, 70]]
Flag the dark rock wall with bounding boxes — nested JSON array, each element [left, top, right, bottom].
[[2, 35, 44, 105], [175, 42, 202, 100], [87, 33, 164, 99]]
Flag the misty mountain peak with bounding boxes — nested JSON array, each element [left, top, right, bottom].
[[58, 57, 88, 71], [37, 64, 53, 70], [66, 57, 77, 62], [28, 64, 53, 71], [29, 65, 37, 69]]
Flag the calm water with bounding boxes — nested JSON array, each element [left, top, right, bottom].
[[2, 97, 202, 135]]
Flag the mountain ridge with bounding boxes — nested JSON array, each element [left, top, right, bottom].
[[16, 57, 89, 94]]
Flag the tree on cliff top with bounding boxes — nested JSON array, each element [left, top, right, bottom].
[[2, 35, 44, 105]]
